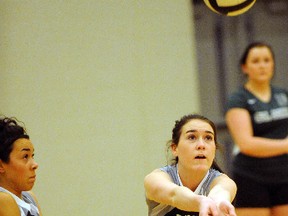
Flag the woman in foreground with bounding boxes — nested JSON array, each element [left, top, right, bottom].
[[144, 114, 237, 216]]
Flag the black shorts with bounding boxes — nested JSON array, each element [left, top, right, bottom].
[[233, 172, 288, 208]]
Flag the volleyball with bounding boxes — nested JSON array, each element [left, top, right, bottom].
[[203, 0, 256, 16]]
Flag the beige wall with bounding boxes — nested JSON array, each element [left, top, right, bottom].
[[0, 1, 199, 215]]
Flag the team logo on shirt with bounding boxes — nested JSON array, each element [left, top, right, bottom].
[[254, 107, 288, 123], [275, 93, 288, 106], [247, 99, 257, 105]]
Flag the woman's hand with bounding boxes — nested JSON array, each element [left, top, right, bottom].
[[198, 196, 219, 216], [198, 196, 236, 216], [217, 199, 236, 216]]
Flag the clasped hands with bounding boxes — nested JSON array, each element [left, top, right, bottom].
[[199, 196, 236, 216]]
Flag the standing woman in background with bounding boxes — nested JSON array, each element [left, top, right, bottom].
[[225, 42, 288, 216], [0, 117, 42, 216]]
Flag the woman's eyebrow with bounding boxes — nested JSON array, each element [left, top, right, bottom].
[[186, 129, 214, 135], [21, 148, 34, 152]]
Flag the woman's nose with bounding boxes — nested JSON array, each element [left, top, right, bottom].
[[260, 60, 267, 68], [196, 138, 205, 149], [32, 160, 39, 170]]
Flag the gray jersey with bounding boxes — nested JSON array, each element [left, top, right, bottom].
[[146, 165, 222, 216]]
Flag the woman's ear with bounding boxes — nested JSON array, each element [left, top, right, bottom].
[[171, 143, 178, 157], [0, 160, 5, 173], [241, 64, 248, 75]]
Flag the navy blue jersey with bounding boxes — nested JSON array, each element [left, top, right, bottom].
[[226, 86, 288, 184]]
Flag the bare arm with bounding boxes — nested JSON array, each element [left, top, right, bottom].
[[0, 192, 20, 216], [226, 108, 288, 157], [208, 174, 237, 216], [144, 169, 218, 214], [208, 174, 237, 202]]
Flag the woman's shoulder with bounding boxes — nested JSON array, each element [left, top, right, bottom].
[[210, 171, 236, 188], [0, 192, 20, 215], [207, 168, 223, 184], [225, 87, 251, 112], [228, 86, 250, 99], [0, 191, 16, 204], [0, 191, 15, 201]]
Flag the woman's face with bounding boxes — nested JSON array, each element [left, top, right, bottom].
[[172, 119, 216, 172], [242, 46, 274, 84], [0, 138, 38, 196]]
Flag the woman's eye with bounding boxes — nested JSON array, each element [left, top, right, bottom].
[[264, 58, 271, 63], [205, 135, 213, 141], [188, 135, 196, 140]]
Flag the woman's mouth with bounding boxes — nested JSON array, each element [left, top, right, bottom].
[[29, 175, 36, 180], [195, 155, 206, 159]]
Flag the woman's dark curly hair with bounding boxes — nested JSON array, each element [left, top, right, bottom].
[[0, 117, 29, 163], [166, 114, 223, 172]]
